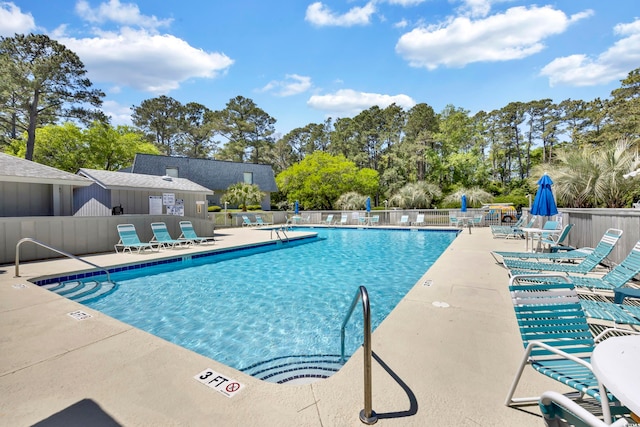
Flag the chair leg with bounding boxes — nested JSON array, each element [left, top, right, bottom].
[[505, 352, 539, 406]]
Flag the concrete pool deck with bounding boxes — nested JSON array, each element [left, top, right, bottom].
[[0, 226, 572, 426]]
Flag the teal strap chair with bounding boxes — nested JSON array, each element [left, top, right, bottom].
[[541, 223, 575, 252], [150, 222, 188, 249], [505, 228, 623, 275], [178, 221, 215, 245], [505, 274, 636, 423], [115, 224, 157, 253]]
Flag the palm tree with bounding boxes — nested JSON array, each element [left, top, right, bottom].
[[336, 192, 367, 210], [222, 183, 265, 211], [539, 139, 638, 208], [389, 182, 442, 208]]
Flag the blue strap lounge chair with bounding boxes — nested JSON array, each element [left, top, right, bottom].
[[491, 246, 594, 264], [150, 222, 188, 249], [322, 214, 334, 225], [399, 215, 409, 226], [255, 216, 271, 226], [414, 214, 425, 226], [114, 224, 157, 253], [505, 274, 638, 423], [504, 228, 623, 276], [339, 213, 348, 225], [580, 299, 640, 327], [540, 223, 575, 252], [242, 215, 258, 227], [491, 216, 534, 239], [370, 215, 379, 226], [178, 220, 215, 245]]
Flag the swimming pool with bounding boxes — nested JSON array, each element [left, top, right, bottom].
[[45, 227, 457, 383]]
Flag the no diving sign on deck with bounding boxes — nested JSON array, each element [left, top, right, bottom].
[[194, 369, 245, 398]]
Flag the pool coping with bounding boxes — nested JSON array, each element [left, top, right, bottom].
[[0, 226, 568, 426]]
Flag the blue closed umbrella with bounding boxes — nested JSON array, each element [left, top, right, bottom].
[[461, 194, 467, 213], [530, 174, 558, 217], [366, 197, 371, 213], [294, 200, 299, 214]]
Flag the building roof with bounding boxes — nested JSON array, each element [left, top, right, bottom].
[[77, 168, 213, 194], [0, 152, 93, 186], [130, 154, 278, 192]]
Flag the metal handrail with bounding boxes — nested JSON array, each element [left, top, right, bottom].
[[15, 237, 112, 283], [340, 286, 377, 425], [270, 227, 289, 242]]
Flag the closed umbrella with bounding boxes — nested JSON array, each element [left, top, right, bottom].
[[366, 197, 371, 213], [461, 194, 467, 213], [294, 200, 299, 214], [530, 174, 558, 217]]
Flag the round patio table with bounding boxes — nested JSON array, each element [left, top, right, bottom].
[[592, 335, 640, 416]]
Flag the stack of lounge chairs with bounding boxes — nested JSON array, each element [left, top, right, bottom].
[[498, 224, 640, 425]]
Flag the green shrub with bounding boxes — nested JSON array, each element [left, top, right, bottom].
[[208, 205, 222, 212], [247, 204, 262, 211]]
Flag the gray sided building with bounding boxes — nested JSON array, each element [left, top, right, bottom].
[[75, 168, 213, 218], [0, 152, 93, 217], [129, 154, 278, 210]]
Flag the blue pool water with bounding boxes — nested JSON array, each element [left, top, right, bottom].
[[82, 228, 456, 380]]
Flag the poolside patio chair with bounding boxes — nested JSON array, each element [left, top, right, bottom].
[[178, 220, 215, 245], [504, 228, 623, 275], [491, 246, 594, 264], [150, 222, 189, 249], [370, 215, 379, 226], [491, 216, 534, 239], [449, 213, 459, 227], [255, 215, 272, 226], [114, 224, 157, 254], [242, 215, 258, 227], [471, 214, 483, 227], [415, 214, 425, 226], [339, 213, 348, 225], [539, 391, 630, 427], [322, 214, 334, 225], [505, 274, 637, 423], [399, 215, 409, 226], [541, 224, 575, 252]]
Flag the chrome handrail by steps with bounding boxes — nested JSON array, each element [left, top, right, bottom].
[[341, 286, 377, 424], [15, 237, 112, 284]]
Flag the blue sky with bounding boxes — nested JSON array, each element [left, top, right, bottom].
[[1, 0, 639, 137]]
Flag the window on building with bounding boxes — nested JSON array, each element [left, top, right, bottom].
[[165, 167, 178, 177], [243, 172, 253, 184]]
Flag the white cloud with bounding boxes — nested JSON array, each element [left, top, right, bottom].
[[60, 28, 234, 93], [75, 0, 172, 30], [307, 89, 416, 116], [305, 1, 376, 27], [540, 18, 640, 87], [396, 5, 592, 70], [0, 2, 36, 36], [457, 0, 493, 18], [260, 74, 312, 97], [394, 19, 409, 29], [101, 99, 133, 125]]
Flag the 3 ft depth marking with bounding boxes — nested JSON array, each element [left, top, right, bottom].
[[194, 369, 245, 398]]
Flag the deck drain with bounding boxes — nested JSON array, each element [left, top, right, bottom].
[[422, 279, 433, 287], [12, 283, 28, 289], [68, 310, 92, 320], [432, 301, 450, 308]]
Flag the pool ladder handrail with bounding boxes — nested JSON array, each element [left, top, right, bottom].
[[15, 237, 113, 284], [340, 286, 377, 425], [270, 226, 289, 242]]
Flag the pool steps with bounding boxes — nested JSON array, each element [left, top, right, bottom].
[[241, 354, 343, 384], [42, 280, 118, 303]]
